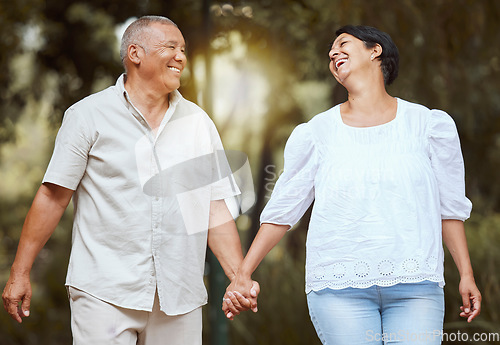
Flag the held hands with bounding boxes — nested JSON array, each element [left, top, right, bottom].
[[222, 276, 260, 320], [458, 275, 481, 322], [2, 273, 32, 323]]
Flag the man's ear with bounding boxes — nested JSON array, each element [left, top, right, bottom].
[[127, 44, 143, 66]]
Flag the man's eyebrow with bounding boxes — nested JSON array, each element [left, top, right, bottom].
[[162, 40, 185, 47]]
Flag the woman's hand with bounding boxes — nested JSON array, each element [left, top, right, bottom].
[[458, 275, 481, 322], [222, 277, 260, 320], [220, 223, 288, 320], [442, 220, 481, 322]]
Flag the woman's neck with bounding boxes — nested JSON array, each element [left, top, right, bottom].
[[340, 83, 397, 127]]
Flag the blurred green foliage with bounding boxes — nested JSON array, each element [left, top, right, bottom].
[[0, 0, 499, 344]]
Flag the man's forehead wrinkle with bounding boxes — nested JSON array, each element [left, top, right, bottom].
[[150, 40, 185, 51]]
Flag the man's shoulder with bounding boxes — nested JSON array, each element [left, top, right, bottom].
[[175, 95, 208, 118], [68, 86, 118, 112], [173, 94, 217, 128]]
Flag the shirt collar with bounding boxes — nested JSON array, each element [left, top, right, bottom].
[[114, 74, 183, 135], [115, 73, 183, 109]]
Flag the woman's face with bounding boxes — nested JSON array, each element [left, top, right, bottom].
[[328, 33, 376, 85]]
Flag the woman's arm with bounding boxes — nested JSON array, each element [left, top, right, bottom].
[[442, 219, 481, 322], [222, 223, 289, 319], [207, 200, 261, 316]]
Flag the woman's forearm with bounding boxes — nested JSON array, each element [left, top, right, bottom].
[[442, 219, 474, 278], [238, 223, 289, 278], [442, 219, 482, 322]]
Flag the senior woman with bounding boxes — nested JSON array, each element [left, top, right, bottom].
[[224, 25, 481, 344]]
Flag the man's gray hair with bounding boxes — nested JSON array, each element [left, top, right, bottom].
[[120, 15, 178, 70]]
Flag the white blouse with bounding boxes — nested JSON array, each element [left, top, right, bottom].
[[260, 98, 472, 292]]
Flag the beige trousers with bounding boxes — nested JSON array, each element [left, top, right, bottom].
[[68, 287, 202, 345]]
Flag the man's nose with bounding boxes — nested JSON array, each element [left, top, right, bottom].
[[175, 50, 186, 63]]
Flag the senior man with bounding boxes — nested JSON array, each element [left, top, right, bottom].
[[3, 15, 257, 344]]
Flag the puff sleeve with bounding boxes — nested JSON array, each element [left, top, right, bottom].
[[260, 123, 319, 228], [429, 109, 472, 221]]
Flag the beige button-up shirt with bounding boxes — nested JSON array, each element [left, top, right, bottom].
[[43, 74, 239, 315]]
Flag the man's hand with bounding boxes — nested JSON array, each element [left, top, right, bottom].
[[2, 273, 32, 323], [222, 277, 260, 320], [219, 223, 289, 320], [2, 183, 73, 324]]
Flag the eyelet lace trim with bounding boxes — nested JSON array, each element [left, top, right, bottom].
[[306, 274, 443, 292], [306, 257, 443, 292]]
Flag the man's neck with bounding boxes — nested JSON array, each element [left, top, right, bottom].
[[124, 77, 171, 131]]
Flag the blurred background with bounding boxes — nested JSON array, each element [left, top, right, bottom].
[[1, 0, 499, 344]]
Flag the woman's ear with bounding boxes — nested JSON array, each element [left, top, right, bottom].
[[371, 43, 383, 60]]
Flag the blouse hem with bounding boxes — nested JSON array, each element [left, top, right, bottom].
[[305, 276, 445, 293]]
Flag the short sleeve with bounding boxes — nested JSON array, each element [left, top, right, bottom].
[[260, 123, 318, 228], [429, 109, 472, 221], [205, 117, 241, 201], [42, 107, 94, 190]]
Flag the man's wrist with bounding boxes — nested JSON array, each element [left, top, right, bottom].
[[10, 263, 31, 278], [227, 267, 252, 283], [227, 272, 237, 282], [236, 267, 253, 281]]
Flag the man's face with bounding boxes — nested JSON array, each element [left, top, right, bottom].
[[140, 23, 187, 94]]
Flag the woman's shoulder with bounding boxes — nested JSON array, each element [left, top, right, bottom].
[[397, 98, 436, 132], [398, 98, 457, 135], [398, 98, 431, 115], [304, 104, 340, 137], [398, 98, 455, 120], [285, 105, 340, 154], [308, 104, 340, 125]]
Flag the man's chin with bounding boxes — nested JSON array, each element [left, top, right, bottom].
[[164, 81, 181, 94]]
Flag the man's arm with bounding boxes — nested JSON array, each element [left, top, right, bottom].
[[207, 199, 259, 318], [442, 219, 481, 322], [2, 183, 74, 323], [222, 222, 288, 319]]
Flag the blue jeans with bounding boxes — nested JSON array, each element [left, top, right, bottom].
[[307, 281, 444, 345]]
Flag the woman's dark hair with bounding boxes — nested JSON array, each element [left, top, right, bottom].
[[335, 25, 399, 85]]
